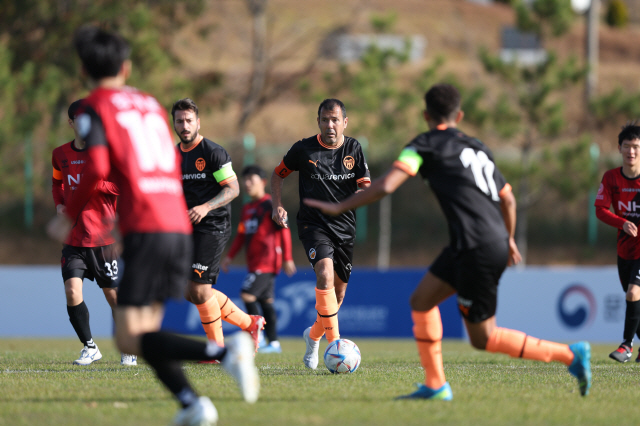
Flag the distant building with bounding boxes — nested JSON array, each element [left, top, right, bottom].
[[500, 27, 547, 66], [323, 34, 427, 63]]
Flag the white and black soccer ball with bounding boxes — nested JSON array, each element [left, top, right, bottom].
[[323, 339, 361, 374]]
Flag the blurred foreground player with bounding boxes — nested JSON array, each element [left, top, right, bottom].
[[47, 26, 258, 426], [52, 100, 136, 366], [171, 98, 265, 354], [595, 124, 640, 363], [305, 83, 591, 399], [221, 165, 297, 353]]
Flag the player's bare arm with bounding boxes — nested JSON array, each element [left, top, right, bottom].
[[189, 179, 240, 225], [304, 166, 409, 216], [270, 171, 288, 228], [498, 186, 522, 266]]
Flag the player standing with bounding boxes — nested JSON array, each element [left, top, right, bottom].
[[595, 124, 640, 363], [271, 99, 371, 368], [48, 26, 258, 426], [221, 165, 297, 354], [171, 98, 265, 352], [52, 100, 136, 366], [304, 84, 591, 398]]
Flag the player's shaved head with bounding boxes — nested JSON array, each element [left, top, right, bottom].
[[318, 99, 346, 119], [74, 26, 130, 80], [425, 84, 461, 123], [618, 122, 640, 146]]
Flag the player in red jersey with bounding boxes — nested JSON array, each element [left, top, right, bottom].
[[222, 165, 297, 353], [595, 124, 640, 363], [52, 100, 136, 366], [47, 26, 258, 426], [305, 84, 591, 399]]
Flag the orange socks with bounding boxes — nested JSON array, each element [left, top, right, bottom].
[[213, 289, 251, 330], [196, 295, 224, 346], [316, 288, 340, 342], [309, 313, 324, 341], [486, 327, 574, 365], [412, 309, 446, 389]]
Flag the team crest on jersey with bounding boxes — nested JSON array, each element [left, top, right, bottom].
[[195, 158, 206, 172], [308, 248, 316, 260], [343, 156, 355, 170]]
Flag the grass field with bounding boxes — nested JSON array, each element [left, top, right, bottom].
[[0, 337, 636, 426]]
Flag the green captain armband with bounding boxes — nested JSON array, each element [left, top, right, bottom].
[[213, 162, 236, 183], [397, 147, 423, 175]]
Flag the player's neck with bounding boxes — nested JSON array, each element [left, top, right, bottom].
[[250, 191, 265, 202], [73, 138, 85, 150], [622, 164, 640, 179], [321, 134, 344, 146], [94, 75, 126, 90], [181, 134, 203, 150]]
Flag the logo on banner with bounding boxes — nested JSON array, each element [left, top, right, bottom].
[[557, 284, 597, 329]]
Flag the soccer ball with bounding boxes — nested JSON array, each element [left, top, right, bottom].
[[323, 339, 361, 374]]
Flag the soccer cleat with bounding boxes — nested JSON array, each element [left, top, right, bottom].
[[302, 327, 320, 369], [73, 345, 102, 366], [258, 342, 282, 354], [609, 344, 632, 363], [244, 315, 266, 353], [568, 341, 592, 396], [396, 382, 453, 401], [222, 332, 260, 404], [120, 354, 137, 366], [197, 360, 221, 365], [172, 396, 218, 426]]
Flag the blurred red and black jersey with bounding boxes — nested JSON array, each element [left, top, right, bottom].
[[65, 86, 190, 236], [179, 137, 237, 234], [595, 167, 640, 260], [394, 127, 510, 252], [226, 194, 293, 274], [52, 140, 118, 247], [274, 134, 370, 243]]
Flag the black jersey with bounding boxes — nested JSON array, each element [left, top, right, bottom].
[[275, 134, 370, 243], [179, 137, 237, 233], [394, 127, 509, 251]]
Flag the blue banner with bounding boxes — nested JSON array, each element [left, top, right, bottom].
[[161, 267, 463, 338]]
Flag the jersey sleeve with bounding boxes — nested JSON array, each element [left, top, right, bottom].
[[210, 148, 237, 186], [51, 152, 64, 206], [274, 142, 300, 178], [353, 143, 371, 188], [97, 180, 120, 196], [594, 174, 612, 208]]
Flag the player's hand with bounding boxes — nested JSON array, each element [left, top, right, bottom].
[[56, 204, 66, 217], [272, 206, 289, 228], [283, 260, 297, 277], [507, 237, 522, 266], [188, 205, 210, 225], [221, 256, 232, 273], [47, 214, 73, 244], [623, 221, 638, 237], [303, 198, 343, 216]]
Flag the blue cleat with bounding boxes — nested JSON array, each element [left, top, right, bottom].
[[396, 382, 453, 401], [568, 341, 591, 396], [258, 342, 282, 354]]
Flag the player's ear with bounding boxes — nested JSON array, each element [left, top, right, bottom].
[[68, 118, 74, 128], [343, 116, 348, 128], [455, 110, 464, 123], [423, 110, 430, 122], [121, 59, 132, 80]]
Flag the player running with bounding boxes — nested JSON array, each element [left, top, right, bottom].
[[48, 26, 258, 426], [271, 99, 371, 368], [221, 165, 297, 354], [172, 98, 265, 355], [595, 123, 640, 363], [52, 100, 135, 366], [304, 84, 591, 399]]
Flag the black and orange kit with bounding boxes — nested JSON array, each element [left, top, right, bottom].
[[394, 126, 512, 322]]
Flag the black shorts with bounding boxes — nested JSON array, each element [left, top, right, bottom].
[[61, 244, 119, 289], [117, 233, 192, 307], [190, 229, 231, 284], [299, 227, 354, 283], [617, 256, 640, 293], [241, 272, 276, 300], [430, 239, 508, 323]]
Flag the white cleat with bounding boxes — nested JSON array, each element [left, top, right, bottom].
[[222, 332, 260, 404], [73, 345, 102, 366], [121, 353, 137, 366], [172, 396, 218, 426], [303, 327, 319, 370]]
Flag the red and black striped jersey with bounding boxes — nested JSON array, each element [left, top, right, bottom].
[[52, 140, 118, 247], [65, 86, 191, 236], [595, 167, 640, 260], [274, 134, 370, 243], [226, 194, 293, 274]]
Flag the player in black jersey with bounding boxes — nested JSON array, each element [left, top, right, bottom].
[[172, 98, 265, 353], [271, 99, 371, 369], [305, 84, 591, 399]]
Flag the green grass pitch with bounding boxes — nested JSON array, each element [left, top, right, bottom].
[[0, 338, 636, 426]]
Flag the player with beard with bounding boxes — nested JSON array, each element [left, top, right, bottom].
[[172, 98, 265, 354]]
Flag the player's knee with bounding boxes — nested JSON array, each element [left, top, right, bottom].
[[241, 292, 256, 303], [469, 334, 489, 350], [627, 284, 640, 301]]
